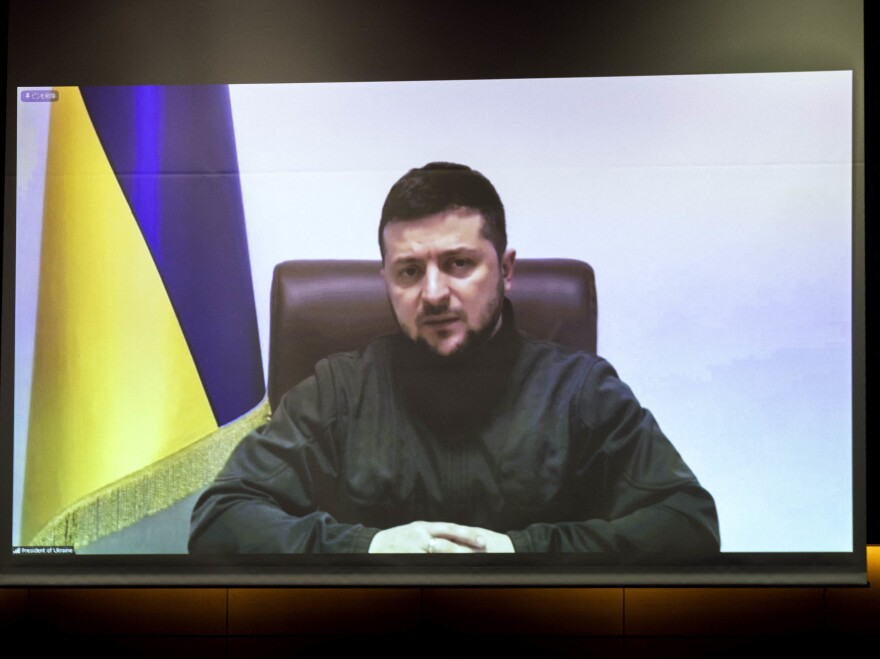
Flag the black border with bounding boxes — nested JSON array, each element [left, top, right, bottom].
[[2, 0, 869, 585]]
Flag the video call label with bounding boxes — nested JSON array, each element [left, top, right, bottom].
[[20, 90, 59, 102], [12, 546, 74, 554]]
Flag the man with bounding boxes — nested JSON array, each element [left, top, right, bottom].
[[189, 162, 720, 554]]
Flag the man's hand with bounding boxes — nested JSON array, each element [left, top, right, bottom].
[[368, 521, 515, 553]]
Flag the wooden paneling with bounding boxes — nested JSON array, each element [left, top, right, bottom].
[[0, 588, 28, 630], [825, 545, 880, 634], [27, 588, 227, 635], [1, 547, 877, 644], [227, 588, 421, 635], [421, 587, 623, 635], [622, 587, 824, 636]]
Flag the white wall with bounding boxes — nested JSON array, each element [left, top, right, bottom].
[[231, 73, 853, 552]]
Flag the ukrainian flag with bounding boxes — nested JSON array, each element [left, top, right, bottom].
[[22, 85, 267, 548]]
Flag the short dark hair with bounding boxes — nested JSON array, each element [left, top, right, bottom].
[[379, 162, 506, 260]]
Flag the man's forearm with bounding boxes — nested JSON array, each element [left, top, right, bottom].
[[507, 490, 720, 554], [189, 496, 378, 554]]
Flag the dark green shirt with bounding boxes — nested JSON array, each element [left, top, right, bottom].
[[190, 307, 720, 554]]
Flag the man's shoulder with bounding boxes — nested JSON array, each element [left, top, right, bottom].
[[516, 331, 604, 368], [514, 331, 624, 393]]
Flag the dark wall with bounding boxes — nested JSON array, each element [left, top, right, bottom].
[[5, 0, 867, 162], [3, 0, 872, 630]]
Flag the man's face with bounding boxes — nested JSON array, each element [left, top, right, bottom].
[[381, 208, 515, 358]]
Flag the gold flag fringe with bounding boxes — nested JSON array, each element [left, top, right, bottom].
[[26, 399, 272, 549]]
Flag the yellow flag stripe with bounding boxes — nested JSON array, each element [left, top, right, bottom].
[[22, 87, 218, 544], [29, 400, 270, 549]]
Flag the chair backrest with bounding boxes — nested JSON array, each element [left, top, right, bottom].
[[268, 259, 597, 410]]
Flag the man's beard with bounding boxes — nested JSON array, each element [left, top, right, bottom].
[[391, 284, 519, 442], [413, 279, 505, 360]]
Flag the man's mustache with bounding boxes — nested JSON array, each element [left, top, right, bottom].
[[418, 302, 463, 324]]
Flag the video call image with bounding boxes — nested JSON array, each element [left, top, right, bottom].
[[12, 73, 853, 563]]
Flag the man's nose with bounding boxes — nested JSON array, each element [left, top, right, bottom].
[[422, 265, 450, 306]]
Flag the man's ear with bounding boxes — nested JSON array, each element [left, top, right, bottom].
[[501, 249, 516, 292]]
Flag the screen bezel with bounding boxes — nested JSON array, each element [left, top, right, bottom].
[[2, 0, 867, 586]]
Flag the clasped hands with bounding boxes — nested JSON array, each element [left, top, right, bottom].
[[368, 520, 515, 553]]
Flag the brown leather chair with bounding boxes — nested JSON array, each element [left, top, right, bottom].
[[268, 259, 597, 410]]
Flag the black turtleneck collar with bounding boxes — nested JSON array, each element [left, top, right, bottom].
[[391, 299, 522, 442]]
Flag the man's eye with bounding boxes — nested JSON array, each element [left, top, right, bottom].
[[449, 258, 473, 270], [398, 266, 421, 280]]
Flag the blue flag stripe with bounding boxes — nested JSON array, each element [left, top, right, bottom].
[[80, 85, 265, 425]]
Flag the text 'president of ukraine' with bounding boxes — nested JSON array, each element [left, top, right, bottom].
[[189, 162, 720, 554]]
